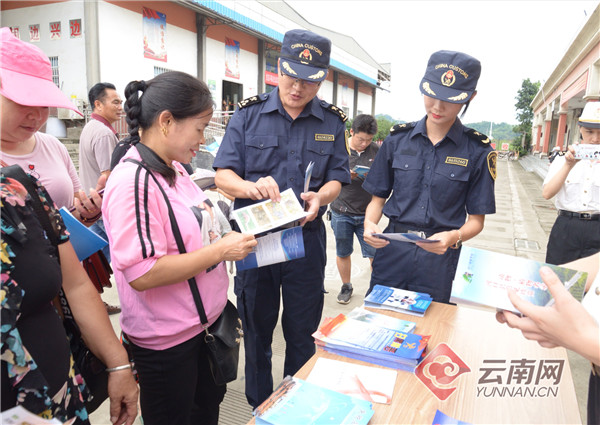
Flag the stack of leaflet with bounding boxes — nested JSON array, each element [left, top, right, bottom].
[[253, 375, 374, 425], [364, 285, 433, 317], [312, 307, 430, 372]]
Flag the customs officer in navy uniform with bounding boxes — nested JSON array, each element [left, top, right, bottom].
[[213, 29, 350, 408], [363, 50, 496, 303]]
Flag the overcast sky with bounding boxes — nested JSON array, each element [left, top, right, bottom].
[[287, 0, 598, 125]]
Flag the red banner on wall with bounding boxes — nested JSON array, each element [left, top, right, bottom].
[[265, 71, 278, 86]]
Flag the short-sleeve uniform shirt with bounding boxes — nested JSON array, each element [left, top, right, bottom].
[[213, 88, 350, 216], [363, 117, 496, 230]]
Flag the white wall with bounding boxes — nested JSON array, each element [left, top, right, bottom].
[[357, 90, 372, 115], [1, 1, 87, 102], [97, 2, 197, 99]]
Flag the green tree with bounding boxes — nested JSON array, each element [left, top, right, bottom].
[[375, 116, 394, 141], [513, 78, 540, 153]]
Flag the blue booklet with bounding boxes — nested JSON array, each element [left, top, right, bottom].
[[59, 207, 108, 261], [364, 285, 433, 317], [236, 226, 305, 271], [254, 376, 374, 425]]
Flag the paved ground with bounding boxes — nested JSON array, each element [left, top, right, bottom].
[[90, 155, 590, 425]]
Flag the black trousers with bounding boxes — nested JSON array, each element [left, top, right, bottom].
[[589, 370, 600, 425], [546, 215, 600, 264], [130, 333, 226, 425]]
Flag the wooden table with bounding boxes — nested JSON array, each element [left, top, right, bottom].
[[251, 302, 582, 424]]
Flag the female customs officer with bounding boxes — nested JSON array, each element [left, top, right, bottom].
[[363, 50, 497, 303]]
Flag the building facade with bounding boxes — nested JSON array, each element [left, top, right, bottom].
[[530, 4, 599, 155], [1, 0, 389, 124]]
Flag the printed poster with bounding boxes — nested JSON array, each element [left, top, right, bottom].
[[225, 38, 240, 79], [143, 7, 167, 62]]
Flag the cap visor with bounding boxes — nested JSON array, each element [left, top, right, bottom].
[[0, 68, 83, 116], [419, 78, 473, 104], [280, 59, 327, 82], [579, 121, 600, 129]]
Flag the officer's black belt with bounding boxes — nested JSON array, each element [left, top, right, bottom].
[[558, 210, 600, 221]]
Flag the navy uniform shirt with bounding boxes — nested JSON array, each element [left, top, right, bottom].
[[363, 117, 496, 230], [213, 88, 351, 216]]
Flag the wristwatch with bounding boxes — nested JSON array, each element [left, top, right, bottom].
[[452, 229, 462, 249]]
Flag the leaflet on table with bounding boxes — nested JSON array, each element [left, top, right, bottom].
[[313, 313, 430, 364], [318, 345, 425, 373], [232, 188, 308, 235], [1, 405, 76, 424], [372, 232, 440, 244], [364, 285, 433, 317], [352, 165, 370, 179], [306, 357, 398, 404], [236, 226, 305, 271], [346, 307, 416, 334], [431, 409, 472, 425], [253, 375, 374, 425], [59, 207, 108, 261], [450, 246, 588, 314], [573, 144, 600, 160]]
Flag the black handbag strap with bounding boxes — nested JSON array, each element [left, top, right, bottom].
[[124, 159, 211, 327]]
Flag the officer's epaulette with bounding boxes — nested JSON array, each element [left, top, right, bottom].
[[321, 101, 347, 123], [389, 122, 416, 134], [466, 128, 491, 144], [237, 94, 267, 109]]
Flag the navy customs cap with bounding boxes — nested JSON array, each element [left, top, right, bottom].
[[419, 50, 481, 104], [279, 29, 331, 82]]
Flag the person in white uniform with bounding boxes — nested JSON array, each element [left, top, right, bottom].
[[542, 102, 600, 264]]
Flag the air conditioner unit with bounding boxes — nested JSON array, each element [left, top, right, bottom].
[[57, 97, 84, 119]]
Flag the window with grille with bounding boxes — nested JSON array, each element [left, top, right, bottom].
[[154, 66, 171, 76], [49, 56, 59, 87]]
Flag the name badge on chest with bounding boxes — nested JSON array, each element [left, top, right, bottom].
[[445, 156, 468, 167], [315, 134, 334, 142]]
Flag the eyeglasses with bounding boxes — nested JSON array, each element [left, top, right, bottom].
[[280, 72, 321, 88]]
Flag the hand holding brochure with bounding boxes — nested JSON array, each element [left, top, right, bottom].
[[573, 144, 600, 160], [235, 226, 305, 271], [232, 188, 308, 235], [59, 207, 108, 261], [372, 232, 440, 243], [450, 246, 588, 314], [352, 165, 370, 179]]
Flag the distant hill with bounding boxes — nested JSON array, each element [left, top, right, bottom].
[[465, 121, 517, 141]]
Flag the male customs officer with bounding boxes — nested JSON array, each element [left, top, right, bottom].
[[213, 29, 350, 408], [363, 50, 496, 303]]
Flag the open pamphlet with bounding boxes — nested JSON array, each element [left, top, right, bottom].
[[306, 357, 398, 404], [364, 285, 433, 317], [372, 232, 440, 243], [573, 144, 600, 160], [450, 246, 588, 314], [59, 207, 108, 261], [1, 405, 76, 424], [253, 375, 374, 425], [236, 226, 305, 271], [351, 165, 370, 179], [232, 188, 308, 235]]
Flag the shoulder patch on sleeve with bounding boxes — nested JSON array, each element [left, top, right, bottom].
[[390, 122, 416, 134], [466, 128, 491, 144], [321, 101, 347, 122], [237, 95, 267, 109], [487, 151, 497, 180]]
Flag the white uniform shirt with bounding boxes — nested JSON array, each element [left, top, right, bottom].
[[543, 155, 600, 213]]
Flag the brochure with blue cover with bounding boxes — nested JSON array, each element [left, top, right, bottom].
[[236, 226, 305, 271], [364, 285, 433, 317], [253, 376, 374, 425], [59, 207, 108, 261]]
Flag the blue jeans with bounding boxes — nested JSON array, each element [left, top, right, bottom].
[[89, 219, 111, 263], [330, 210, 375, 258]]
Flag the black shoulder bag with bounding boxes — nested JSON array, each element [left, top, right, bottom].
[[125, 159, 242, 385], [1, 164, 109, 413]]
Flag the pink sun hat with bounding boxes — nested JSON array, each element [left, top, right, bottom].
[[0, 27, 83, 116]]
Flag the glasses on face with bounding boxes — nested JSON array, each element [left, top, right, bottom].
[[280, 72, 321, 88]]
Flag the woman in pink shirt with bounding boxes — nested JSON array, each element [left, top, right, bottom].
[[103, 71, 256, 425]]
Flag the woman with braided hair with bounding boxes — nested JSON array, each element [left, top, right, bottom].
[[103, 71, 256, 425]]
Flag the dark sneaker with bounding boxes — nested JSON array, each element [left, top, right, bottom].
[[337, 283, 353, 304], [104, 301, 121, 315]]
